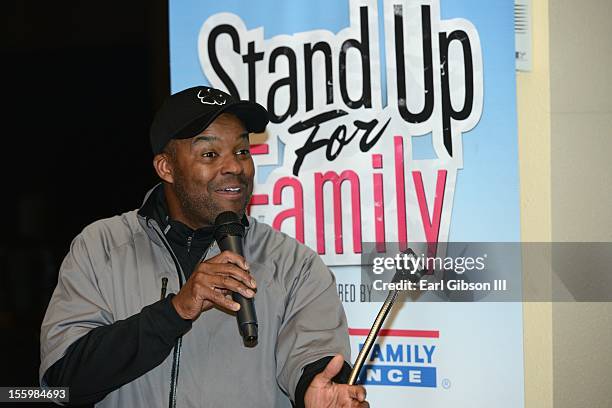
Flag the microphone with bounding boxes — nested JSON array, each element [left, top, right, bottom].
[[348, 248, 426, 385], [213, 211, 258, 347]]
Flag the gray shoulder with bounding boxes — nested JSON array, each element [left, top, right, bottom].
[[73, 209, 143, 260], [245, 218, 337, 295], [246, 217, 319, 264]]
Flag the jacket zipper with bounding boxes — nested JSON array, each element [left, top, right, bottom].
[[160, 277, 168, 300], [147, 218, 185, 286], [186, 234, 193, 254], [146, 217, 185, 408]]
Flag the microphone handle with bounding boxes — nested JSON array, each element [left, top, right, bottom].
[[218, 235, 258, 346], [232, 292, 258, 342]]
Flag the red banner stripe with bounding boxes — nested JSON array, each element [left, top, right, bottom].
[[249, 194, 269, 205], [251, 144, 269, 155]]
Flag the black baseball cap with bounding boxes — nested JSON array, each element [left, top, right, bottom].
[[150, 86, 269, 155]]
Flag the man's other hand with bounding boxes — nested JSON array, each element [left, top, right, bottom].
[[171, 250, 257, 320], [304, 354, 369, 408]]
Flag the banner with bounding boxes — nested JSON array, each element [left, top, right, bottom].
[[170, 0, 523, 406]]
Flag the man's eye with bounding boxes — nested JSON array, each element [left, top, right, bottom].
[[236, 149, 251, 156], [202, 152, 218, 158]]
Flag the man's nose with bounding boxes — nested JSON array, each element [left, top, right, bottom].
[[220, 154, 243, 174]]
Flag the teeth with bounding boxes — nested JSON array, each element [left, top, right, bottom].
[[222, 187, 240, 192]]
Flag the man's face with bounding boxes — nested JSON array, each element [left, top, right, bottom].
[[167, 113, 254, 227]]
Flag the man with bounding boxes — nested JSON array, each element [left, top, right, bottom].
[[40, 86, 369, 407]]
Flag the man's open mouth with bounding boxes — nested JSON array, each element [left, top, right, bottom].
[[215, 186, 243, 193]]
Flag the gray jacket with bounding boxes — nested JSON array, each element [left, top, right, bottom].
[[40, 189, 350, 407]]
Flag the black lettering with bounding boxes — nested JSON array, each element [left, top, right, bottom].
[[348, 285, 356, 302], [289, 111, 391, 175], [439, 30, 473, 156], [339, 6, 372, 109], [326, 125, 353, 160], [289, 110, 349, 175], [208, 24, 241, 98], [242, 41, 264, 102], [304, 42, 334, 112], [358, 118, 391, 151], [268, 47, 298, 123], [394, 5, 434, 124], [360, 284, 372, 302], [337, 284, 356, 302]]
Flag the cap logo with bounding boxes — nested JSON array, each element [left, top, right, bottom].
[[197, 89, 227, 106]]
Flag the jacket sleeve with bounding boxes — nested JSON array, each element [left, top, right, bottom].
[[274, 251, 352, 404], [39, 234, 191, 405]]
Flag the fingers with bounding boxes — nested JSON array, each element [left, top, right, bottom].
[[347, 385, 367, 402], [199, 284, 241, 312], [197, 251, 257, 289], [208, 250, 249, 270], [188, 273, 254, 312], [318, 354, 345, 382], [206, 274, 255, 299], [344, 386, 368, 408], [304, 376, 368, 408], [172, 251, 258, 319]]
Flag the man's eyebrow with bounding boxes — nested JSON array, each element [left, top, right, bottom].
[[191, 132, 249, 145], [191, 135, 219, 145]]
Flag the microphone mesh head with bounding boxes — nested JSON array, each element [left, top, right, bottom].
[[214, 211, 245, 238]]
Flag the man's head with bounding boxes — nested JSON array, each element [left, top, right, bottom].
[[150, 86, 268, 228]]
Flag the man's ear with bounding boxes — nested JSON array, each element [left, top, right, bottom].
[[153, 153, 174, 184]]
